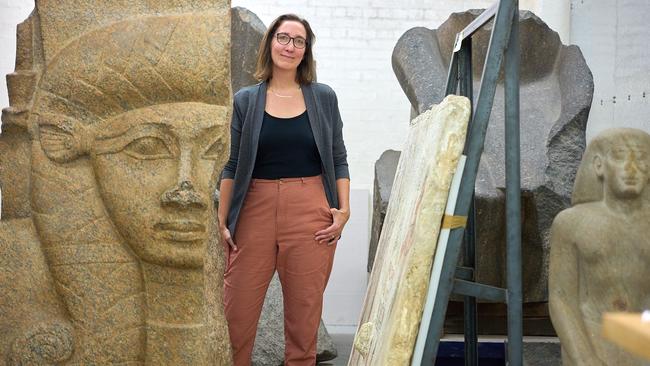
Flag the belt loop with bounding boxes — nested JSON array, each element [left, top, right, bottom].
[[301, 177, 306, 184], [251, 179, 256, 188]]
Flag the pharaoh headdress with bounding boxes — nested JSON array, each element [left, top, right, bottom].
[[571, 128, 650, 205], [4, 1, 231, 363]]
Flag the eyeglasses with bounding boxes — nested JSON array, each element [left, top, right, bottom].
[[275, 33, 307, 49]]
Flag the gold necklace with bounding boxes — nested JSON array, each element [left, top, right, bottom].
[[269, 86, 300, 98]]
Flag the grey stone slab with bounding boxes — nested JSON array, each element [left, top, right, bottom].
[[368, 149, 401, 272], [231, 7, 265, 94]]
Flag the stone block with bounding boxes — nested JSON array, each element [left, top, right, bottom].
[[0, 1, 234, 364], [231, 7, 265, 94], [523, 341, 561, 366]]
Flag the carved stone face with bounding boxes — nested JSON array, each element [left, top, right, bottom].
[[598, 141, 649, 199], [90, 102, 229, 268]]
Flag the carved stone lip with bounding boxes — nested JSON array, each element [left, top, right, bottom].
[[154, 221, 206, 242]]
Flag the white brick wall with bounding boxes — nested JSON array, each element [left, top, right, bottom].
[[230, 0, 495, 190], [2, 0, 569, 190], [0, 0, 33, 218], [0, 1, 33, 112], [571, 0, 650, 140]]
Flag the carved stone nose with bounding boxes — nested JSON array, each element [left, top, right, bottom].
[[161, 180, 206, 210], [624, 158, 639, 174]]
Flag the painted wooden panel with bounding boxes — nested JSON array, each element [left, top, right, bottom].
[[349, 95, 470, 365]]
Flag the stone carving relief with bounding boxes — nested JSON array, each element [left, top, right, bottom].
[[350, 96, 470, 365], [549, 128, 650, 366], [0, 1, 233, 364]]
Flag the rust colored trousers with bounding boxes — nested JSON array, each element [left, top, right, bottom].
[[224, 176, 337, 366]]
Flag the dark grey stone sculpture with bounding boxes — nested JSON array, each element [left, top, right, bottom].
[[368, 150, 401, 272], [231, 7, 265, 94], [385, 10, 594, 302]]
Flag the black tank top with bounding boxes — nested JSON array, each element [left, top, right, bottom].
[[251, 111, 322, 179]]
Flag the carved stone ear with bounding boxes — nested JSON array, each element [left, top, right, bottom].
[[593, 154, 604, 178], [37, 114, 92, 163]]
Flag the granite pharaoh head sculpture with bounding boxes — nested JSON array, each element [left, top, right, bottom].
[[2, 1, 233, 364], [33, 15, 231, 268]]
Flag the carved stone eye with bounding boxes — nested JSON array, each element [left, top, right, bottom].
[[202, 140, 224, 160], [123, 136, 173, 160]]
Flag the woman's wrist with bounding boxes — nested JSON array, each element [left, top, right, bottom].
[[218, 220, 227, 230]]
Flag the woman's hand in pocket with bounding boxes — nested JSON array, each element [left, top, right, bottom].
[[220, 225, 238, 252], [315, 208, 350, 245]]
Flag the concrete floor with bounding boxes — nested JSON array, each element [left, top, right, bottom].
[[319, 333, 354, 366], [319, 334, 561, 366]]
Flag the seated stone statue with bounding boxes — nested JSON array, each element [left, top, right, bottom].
[[549, 128, 650, 366]]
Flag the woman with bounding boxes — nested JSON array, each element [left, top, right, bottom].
[[218, 14, 351, 366]]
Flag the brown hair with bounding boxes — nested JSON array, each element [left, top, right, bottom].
[[254, 14, 316, 84]]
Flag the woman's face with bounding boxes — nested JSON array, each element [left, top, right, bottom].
[[91, 102, 229, 268], [270, 20, 308, 72]]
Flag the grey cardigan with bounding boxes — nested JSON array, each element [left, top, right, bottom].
[[221, 81, 350, 236]]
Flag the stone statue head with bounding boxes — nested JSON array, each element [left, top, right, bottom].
[[0, 0, 231, 365], [31, 13, 231, 269], [572, 128, 650, 204], [15, 4, 233, 362]]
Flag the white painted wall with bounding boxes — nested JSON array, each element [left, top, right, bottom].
[[230, 0, 494, 190], [0, 1, 33, 113], [0, 1, 33, 219], [570, 0, 650, 140], [522, 0, 570, 42]]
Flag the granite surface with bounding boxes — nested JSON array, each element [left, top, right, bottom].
[[1, 1, 233, 364], [388, 10, 594, 302]]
